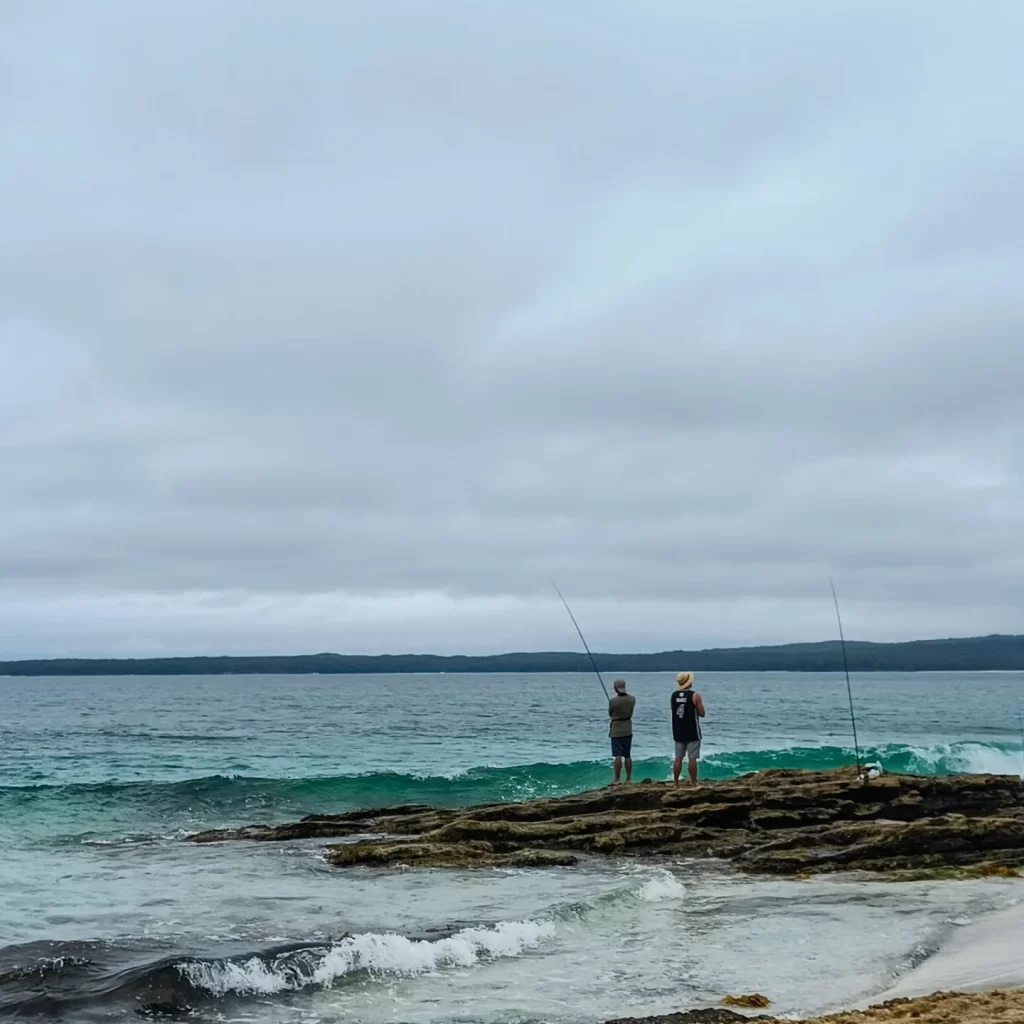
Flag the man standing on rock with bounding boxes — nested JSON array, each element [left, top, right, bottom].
[[608, 679, 636, 785], [671, 672, 705, 787]]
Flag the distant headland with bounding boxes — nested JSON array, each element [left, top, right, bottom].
[[2, 634, 1023, 675]]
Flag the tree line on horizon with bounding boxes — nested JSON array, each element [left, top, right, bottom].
[[2, 634, 1023, 675]]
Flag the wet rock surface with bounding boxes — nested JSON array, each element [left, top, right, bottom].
[[324, 839, 579, 869], [187, 768, 1024, 874], [601, 990, 1024, 1024], [603, 1011, 770, 1024]]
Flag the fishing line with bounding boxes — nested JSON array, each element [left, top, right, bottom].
[[829, 578, 862, 777], [552, 583, 610, 700]]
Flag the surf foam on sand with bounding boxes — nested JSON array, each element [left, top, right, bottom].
[[870, 902, 1024, 1002]]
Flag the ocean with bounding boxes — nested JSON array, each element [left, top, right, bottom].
[[2, 670, 1023, 1022]]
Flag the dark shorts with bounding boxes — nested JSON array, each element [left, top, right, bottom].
[[611, 735, 633, 758]]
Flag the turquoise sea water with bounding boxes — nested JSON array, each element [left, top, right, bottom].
[[2, 671, 1023, 1022]]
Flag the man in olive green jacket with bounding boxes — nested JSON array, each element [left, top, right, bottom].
[[608, 679, 636, 784]]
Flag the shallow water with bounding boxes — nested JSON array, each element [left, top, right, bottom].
[[2, 671, 1023, 1021]]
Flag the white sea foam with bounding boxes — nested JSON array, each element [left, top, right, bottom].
[[634, 870, 686, 902], [177, 918, 556, 996], [870, 904, 1024, 1001], [906, 742, 1024, 777], [179, 956, 295, 997]]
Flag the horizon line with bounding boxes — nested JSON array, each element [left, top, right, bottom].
[[2, 631, 1021, 664]]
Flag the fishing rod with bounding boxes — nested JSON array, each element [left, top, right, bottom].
[[1017, 706, 1024, 779], [829, 578, 862, 777], [552, 583, 610, 700]]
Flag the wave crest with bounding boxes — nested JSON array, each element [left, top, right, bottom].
[[4, 742, 1021, 830], [178, 919, 555, 996]]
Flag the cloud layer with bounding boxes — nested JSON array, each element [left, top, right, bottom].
[[2, 2, 1022, 656]]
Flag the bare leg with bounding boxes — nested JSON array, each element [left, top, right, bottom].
[[613, 756, 623, 784], [673, 756, 683, 786], [688, 757, 699, 786], [624, 757, 633, 783]]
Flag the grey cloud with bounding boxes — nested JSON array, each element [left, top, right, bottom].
[[1, 1, 1023, 657]]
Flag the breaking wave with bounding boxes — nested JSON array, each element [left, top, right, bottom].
[[705, 740, 1024, 779], [0, 868, 683, 1014], [178, 919, 554, 997]]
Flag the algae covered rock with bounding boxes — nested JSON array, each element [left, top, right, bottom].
[[604, 1011, 773, 1024], [721, 993, 771, 1008], [324, 838, 578, 869], [188, 767, 1024, 877]]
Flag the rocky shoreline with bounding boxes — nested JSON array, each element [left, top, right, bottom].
[[602, 989, 1024, 1023], [185, 768, 1024, 1020], [189, 767, 1024, 875]]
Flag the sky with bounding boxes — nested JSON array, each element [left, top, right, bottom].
[[1, 1, 1022, 659]]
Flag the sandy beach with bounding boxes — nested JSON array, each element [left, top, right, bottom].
[[608, 884, 1024, 1024], [787, 902, 1024, 1023], [817, 902, 1024, 1022], [776, 899, 1024, 1023], [872, 903, 1024, 1001]]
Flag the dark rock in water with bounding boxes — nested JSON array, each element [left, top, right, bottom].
[[607, 990, 1024, 1024], [603, 1011, 773, 1024], [324, 839, 579, 869], [136, 1003, 192, 1017], [186, 767, 1024, 875]]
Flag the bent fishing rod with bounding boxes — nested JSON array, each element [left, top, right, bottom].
[[552, 583, 610, 700], [829, 578, 862, 777]]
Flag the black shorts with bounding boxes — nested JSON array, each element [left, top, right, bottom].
[[611, 735, 633, 758]]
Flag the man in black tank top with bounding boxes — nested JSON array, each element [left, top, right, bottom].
[[671, 671, 705, 787]]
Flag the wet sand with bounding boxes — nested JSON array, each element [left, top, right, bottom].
[[608, 901, 1024, 1024], [815, 901, 1024, 1021], [872, 904, 1024, 999]]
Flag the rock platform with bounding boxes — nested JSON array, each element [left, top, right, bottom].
[[188, 767, 1024, 875]]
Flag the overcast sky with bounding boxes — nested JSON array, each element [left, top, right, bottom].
[[1, 2, 1022, 658]]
